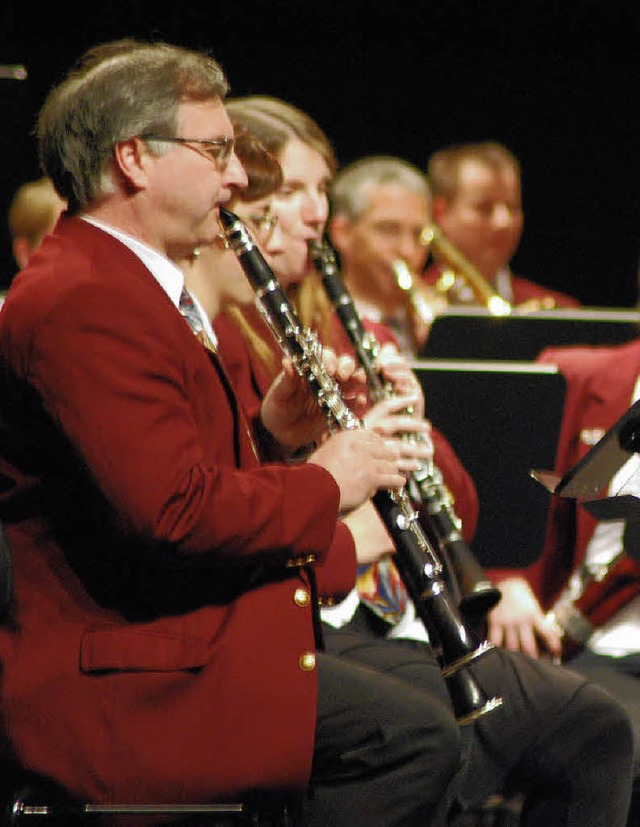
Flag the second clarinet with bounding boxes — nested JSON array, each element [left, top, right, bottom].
[[309, 238, 501, 625], [219, 207, 502, 726]]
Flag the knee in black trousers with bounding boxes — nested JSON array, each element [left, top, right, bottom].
[[304, 650, 462, 826]]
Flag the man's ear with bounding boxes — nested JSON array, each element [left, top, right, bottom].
[[12, 237, 31, 270], [113, 137, 151, 191], [327, 214, 352, 254]]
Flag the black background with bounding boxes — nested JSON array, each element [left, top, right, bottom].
[[1, 0, 639, 304]]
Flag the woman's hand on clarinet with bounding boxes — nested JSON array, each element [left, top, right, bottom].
[[364, 396, 433, 474], [260, 349, 367, 449], [487, 576, 563, 660], [377, 343, 425, 419]]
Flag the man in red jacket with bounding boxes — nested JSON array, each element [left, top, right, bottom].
[[0, 39, 457, 827]]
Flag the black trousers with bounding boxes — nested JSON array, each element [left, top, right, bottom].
[[304, 611, 634, 826], [567, 649, 640, 823], [303, 649, 461, 826]]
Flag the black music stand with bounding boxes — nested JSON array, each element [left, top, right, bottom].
[[413, 358, 566, 568], [420, 308, 640, 361], [532, 397, 640, 562]]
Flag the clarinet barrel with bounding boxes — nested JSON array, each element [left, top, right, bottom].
[[220, 208, 502, 725]]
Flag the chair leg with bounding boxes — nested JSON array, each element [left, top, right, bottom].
[[4, 776, 299, 827]]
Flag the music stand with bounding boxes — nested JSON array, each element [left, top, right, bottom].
[[420, 308, 640, 361], [413, 358, 566, 568], [532, 398, 640, 562]]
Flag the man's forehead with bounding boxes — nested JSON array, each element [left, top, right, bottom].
[[457, 159, 519, 190], [364, 184, 429, 219]]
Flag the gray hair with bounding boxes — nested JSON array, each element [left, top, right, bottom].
[[37, 39, 229, 213], [329, 156, 430, 221]]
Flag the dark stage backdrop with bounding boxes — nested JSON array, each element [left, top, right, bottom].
[[1, 0, 639, 305]]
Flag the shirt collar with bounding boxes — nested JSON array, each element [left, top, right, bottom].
[[494, 267, 514, 302], [80, 215, 184, 308]]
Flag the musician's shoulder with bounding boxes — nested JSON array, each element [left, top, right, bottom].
[[538, 341, 638, 381]]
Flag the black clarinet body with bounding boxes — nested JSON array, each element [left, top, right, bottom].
[[219, 207, 502, 725], [309, 239, 501, 625]]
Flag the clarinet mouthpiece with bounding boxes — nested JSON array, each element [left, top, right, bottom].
[[218, 206, 236, 228], [217, 208, 255, 258]]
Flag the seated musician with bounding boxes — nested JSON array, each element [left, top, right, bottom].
[[184, 92, 635, 826], [423, 140, 581, 310], [327, 155, 443, 356], [0, 38, 463, 827], [7, 176, 67, 272], [214, 103, 480, 642], [488, 337, 640, 822]]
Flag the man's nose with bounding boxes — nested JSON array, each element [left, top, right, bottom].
[[224, 151, 249, 189], [491, 203, 515, 229]]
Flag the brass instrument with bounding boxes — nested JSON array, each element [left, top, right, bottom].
[[220, 207, 503, 725], [421, 225, 512, 316], [391, 259, 447, 353], [310, 239, 501, 626]]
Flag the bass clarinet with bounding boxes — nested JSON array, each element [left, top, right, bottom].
[[219, 207, 503, 725], [309, 238, 501, 626]]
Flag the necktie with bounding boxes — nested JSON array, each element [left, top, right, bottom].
[[356, 556, 409, 625], [179, 287, 218, 353], [179, 286, 259, 462]]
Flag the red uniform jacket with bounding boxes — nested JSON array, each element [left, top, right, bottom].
[[0, 216, 356, 805], [490, 339, 640, 609], [423, 263, 582, 310]]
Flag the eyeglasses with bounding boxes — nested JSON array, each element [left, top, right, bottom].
[[241, 209, 279, 244], [141, 135, 235, 169]]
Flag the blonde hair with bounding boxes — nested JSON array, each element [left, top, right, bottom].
[[227, 96, 337, 176], [225, 96, 339, 374]]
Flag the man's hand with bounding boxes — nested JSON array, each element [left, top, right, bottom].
[[377, 343, 425, 419], [309, 429, 406, 514], [487, 576, 563, 659]]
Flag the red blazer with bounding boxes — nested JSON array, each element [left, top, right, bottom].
[[490, 339, 640, 607], [0, 216, 356, 805], [509, 274, 582, 309], [423, 263, 582, 310], [214, 306, 479, 541]]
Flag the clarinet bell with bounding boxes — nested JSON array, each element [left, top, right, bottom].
[[459, 582, 502, 630]]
